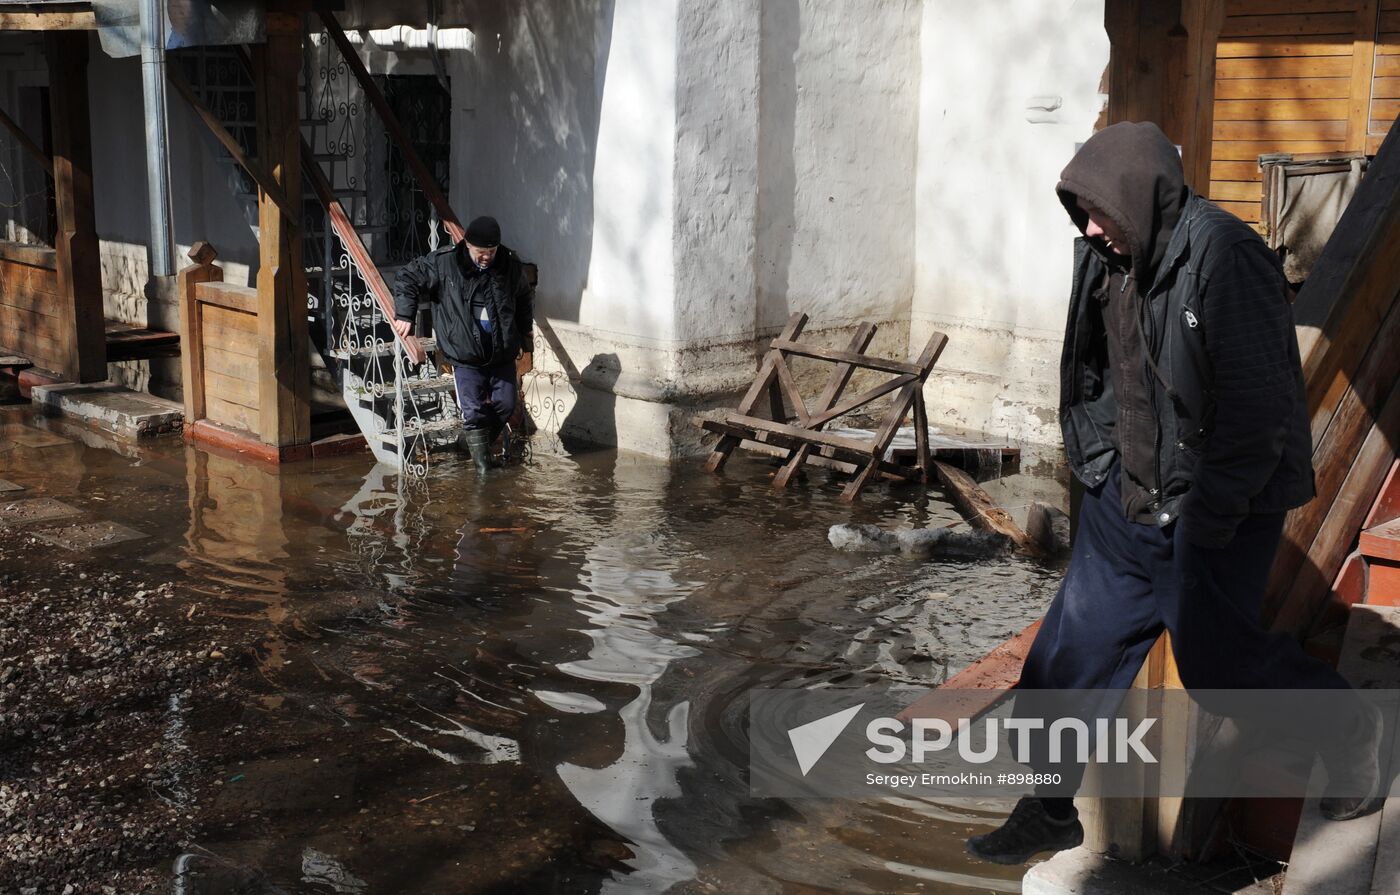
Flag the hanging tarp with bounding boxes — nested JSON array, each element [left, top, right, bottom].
[[92, 0, 264, 59]]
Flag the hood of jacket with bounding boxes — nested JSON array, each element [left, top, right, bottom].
[[1056, 121, 1188, 287]]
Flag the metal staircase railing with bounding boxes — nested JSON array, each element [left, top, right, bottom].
[[170, 19, 490, 476]]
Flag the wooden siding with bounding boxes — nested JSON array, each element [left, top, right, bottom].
[[194, 283, 262, 436], [0, 242, 63, 372], [1210, 0, 1369, 224], [1208, 1, 1400, 217]]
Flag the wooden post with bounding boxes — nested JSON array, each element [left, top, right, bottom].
[[1104, 0, 1223, 193], [177, 241, 222, 424], [45, 31, 105, 383], [252, 11, 310, 448]]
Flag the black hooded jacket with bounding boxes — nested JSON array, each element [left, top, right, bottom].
[[391, 242, 535, 368], [1056, 122, 1314, 547]]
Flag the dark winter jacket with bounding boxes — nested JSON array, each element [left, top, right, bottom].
[[391, 242, 535, 368], [1056, 122, 1315, 548]]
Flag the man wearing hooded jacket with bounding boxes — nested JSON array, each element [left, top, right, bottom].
[[391, 216, 534, 475], [965, 122, 1382, 865]]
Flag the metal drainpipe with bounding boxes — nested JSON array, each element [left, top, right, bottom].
[[138, 0, 175, 277]]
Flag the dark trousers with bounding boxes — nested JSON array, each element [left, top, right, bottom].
[[453, 360, 517, 431], [1020, 461, 1359, 790]]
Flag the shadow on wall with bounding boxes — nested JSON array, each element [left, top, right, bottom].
[[461, 0, 615, 326], [560, 352, 620, 455]]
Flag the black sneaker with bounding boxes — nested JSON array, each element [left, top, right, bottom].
[[965, 797, 1084, 865]]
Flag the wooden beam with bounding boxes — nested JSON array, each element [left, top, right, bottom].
[[0, 9, 96, 31], [933, 460, 1048, 558], [1346, 0, 1381, 149], [767, 338, 924, 376], [773, 323, 876, 490], [177, 242, 221, 424], [166, 65, 298, 225], [705, 313, 808, 473], [252, 13, 310, 448], [318, 9, 464, 245], [0, 106, 51, 177], [45, 31, 104, 383]]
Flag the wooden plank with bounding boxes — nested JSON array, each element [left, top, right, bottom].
[[1214, 97, 1348, 118], [1372, 98, 1400, 119], [913, 389, 930, 481], [804, 374, 916, 430], [252, 15, 310, 448], [1214, 199, 1264, 220], [1217, 55, 1354, 78], [0, 241, 55, 269], [203, 368, 260, 409], [1347, 0, 1381, 147], [1210, 179, 1264, 201], [1360, 518, 1400, 561], [1363, 459, 1400, 528], [771, 352, 809, 425], [932, 460, 1047, 557], [195, 282, 258, 315], [1273, 378, 1400, 639], [706, 313, 808, 473], [1210, 160, 1264, 180], [728, 413, 875, 455], [847, 331, 949, 499], [0, 259, 60, 299], [1211, 138, 1348, 157], [1381, 8, 1400, 29], [0, 106, 51, 177], [201, 343, 260, 383], [1220, 12, 1361, 37], [202, 303, 258, 336], [773, 324, 876, 491], [1266, 293, 1400, 624], [166, 65, 297, 225], [699, 418, 918, 480], [1378, 55, 1400, 75], [1374, 76, 1400, 96], [1216, 37, 1356, 58], [177, 244, 219, 424], [1226, 0, 1360, 15], [45, 31, 104, 383], [0, 10, 96, 30], [1212, 118, 1349, 140], [0, 301, 70, 344], [767, 338, 924, 377], [206, 394, 260, 435], [1215, 76, 1352, 98]]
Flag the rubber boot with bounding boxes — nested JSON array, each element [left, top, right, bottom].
[[461, 427, 496, 476]]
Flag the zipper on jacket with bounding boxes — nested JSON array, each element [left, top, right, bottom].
[[1137, 282, 1165, 514]]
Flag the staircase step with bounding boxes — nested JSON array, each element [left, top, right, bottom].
[[1368, 561, 1400, 607], [1360, 518, 1400, 563], [1364, 459, 1400, 529], [378, 418, 463, 445]]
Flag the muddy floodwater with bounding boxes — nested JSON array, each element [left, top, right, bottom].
[[0, 403, 1065, 894]]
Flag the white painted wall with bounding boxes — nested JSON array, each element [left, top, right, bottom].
[[913, 0, 1109, 444]]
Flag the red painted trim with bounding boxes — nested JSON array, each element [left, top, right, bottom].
[[1363, 459, 1400, 529], [16, 367, 64, 399]]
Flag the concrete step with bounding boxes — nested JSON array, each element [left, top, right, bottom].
[[29, 381, 183, 440], [1283, 605, 1400, 895]]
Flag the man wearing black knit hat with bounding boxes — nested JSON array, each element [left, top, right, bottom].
[[391, 215, 535, 474], [963, 121, 1383, 865]]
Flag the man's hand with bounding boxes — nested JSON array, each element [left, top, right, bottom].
[[391, 318, 413, 339]]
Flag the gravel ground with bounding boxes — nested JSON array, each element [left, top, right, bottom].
[[0, 524, 243, 894]]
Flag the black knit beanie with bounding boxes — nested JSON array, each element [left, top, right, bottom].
[[464, 216, 501, 248]]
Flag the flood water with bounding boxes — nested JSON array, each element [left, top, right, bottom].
[[0, 403, 1065, 894]]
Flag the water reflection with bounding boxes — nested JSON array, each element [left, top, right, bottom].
[[0, 403, 1059, 893]]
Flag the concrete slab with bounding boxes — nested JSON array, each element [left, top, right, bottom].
[[1023, 848, 1281, 895], [0, 497, 82, 526], [30, 381, 183, 440], [0, 478, 24, 493], [34, 520, 147, 551]]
